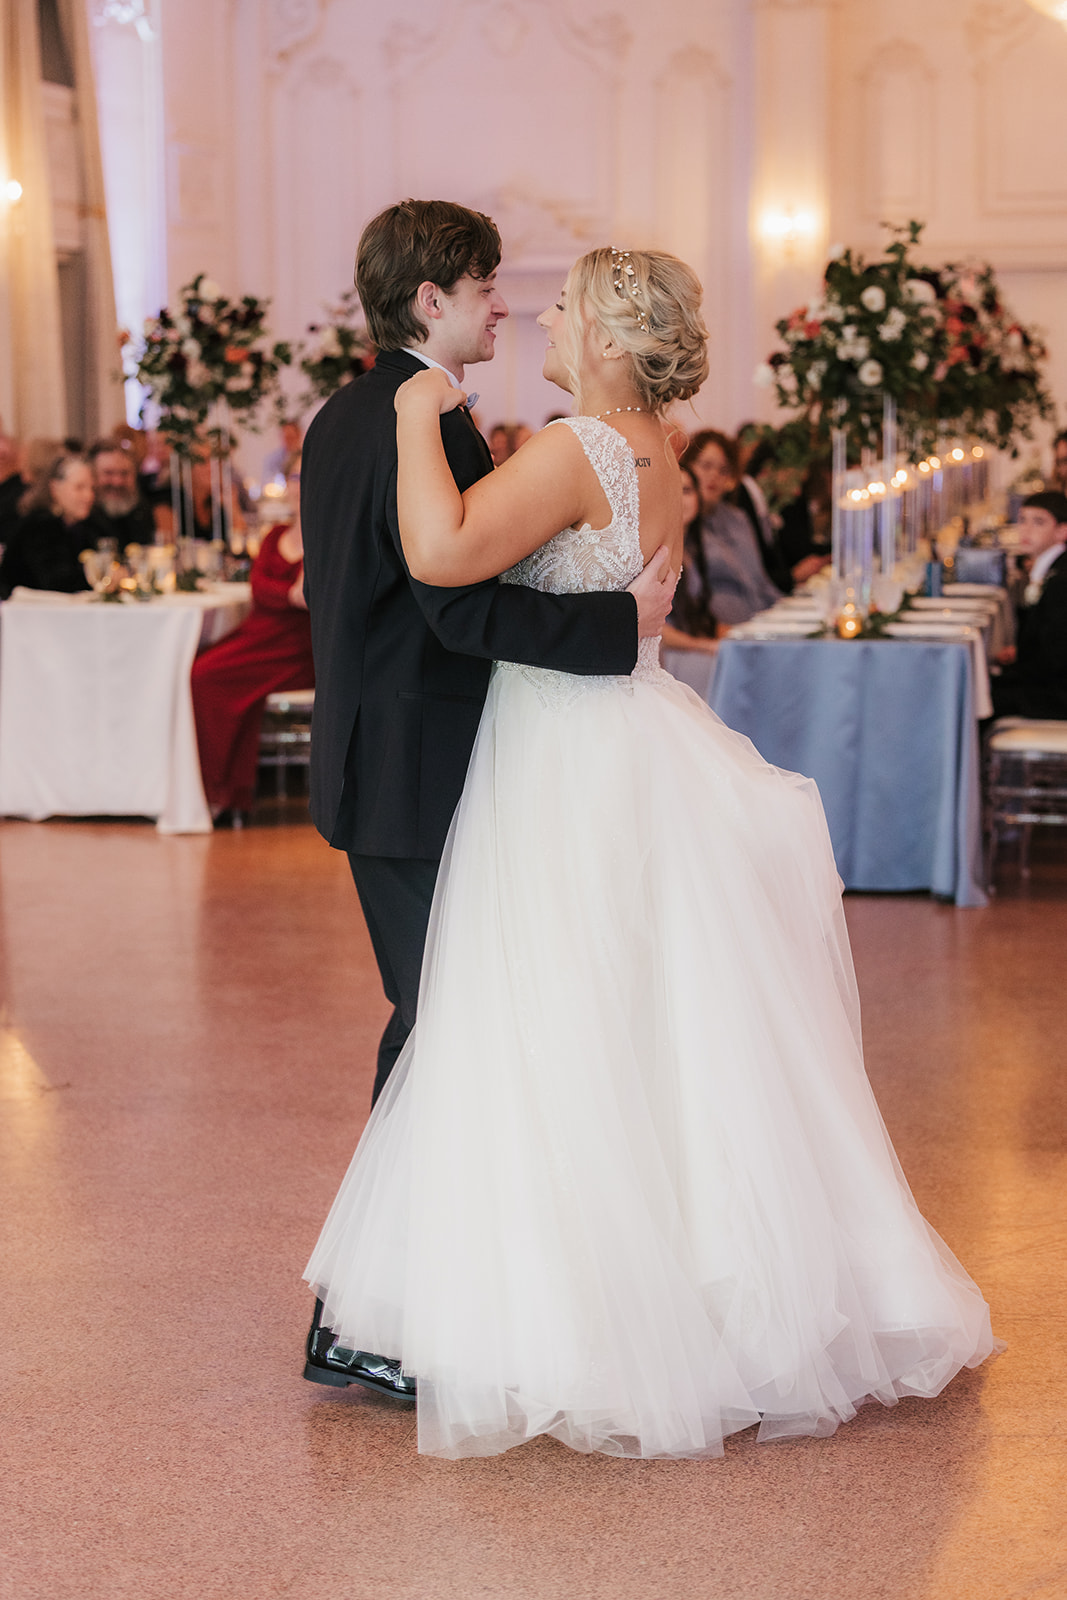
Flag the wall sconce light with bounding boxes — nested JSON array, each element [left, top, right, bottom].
[[759, 208, 818, 258], [1025, 1, 1067, 27], [3, 179, 23, 204]]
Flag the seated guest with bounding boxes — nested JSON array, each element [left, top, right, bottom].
[[191, 469, 314, 824], [263, 418, 303, 484], [992, 491, 1067, 719], [731, 432, 793, 593], [0, 452, 94, 598], [662, 464, 720, 655], [86, 438, 156, 553], [1051, 430, 1067, 496], [682, 430, 782, 626], [155, 437, 247, 544], [487, 422, 532, 467], [0, 429, 28, 552]]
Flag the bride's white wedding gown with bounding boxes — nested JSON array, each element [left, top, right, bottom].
[[305, 416, 997, 1460]]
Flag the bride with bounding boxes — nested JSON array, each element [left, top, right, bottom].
[[304, 246, 997, 1460]]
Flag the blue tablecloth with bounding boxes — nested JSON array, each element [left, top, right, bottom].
[[707, 638, 987, 906]]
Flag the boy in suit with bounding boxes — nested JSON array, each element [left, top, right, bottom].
[[993, 490, 1067, 719]]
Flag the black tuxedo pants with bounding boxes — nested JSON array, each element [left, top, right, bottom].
[[347, 853, 441, 1106]]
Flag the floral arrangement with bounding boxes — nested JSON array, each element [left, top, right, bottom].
[[298, 289, 375, 406], [759, 222, 1051, 460], [134, 274, 292, 453], [927, 259, 1051, 449]]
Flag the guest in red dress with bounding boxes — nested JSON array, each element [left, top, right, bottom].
[[191, 497, 314, 823]]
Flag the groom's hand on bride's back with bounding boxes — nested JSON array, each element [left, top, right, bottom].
[[628, 546, 675, 639]]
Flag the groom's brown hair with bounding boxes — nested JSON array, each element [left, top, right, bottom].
[[356, 199, 502, 351]]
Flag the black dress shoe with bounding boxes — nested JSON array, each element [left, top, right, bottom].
[[303, 1297, 416, 1404]]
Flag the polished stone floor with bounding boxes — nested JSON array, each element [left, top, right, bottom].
[[1, 815, 1065, 1600]]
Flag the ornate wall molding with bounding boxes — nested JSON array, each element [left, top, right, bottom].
[[268, 0, 324, 69], [969, 5, 1067, 215], [858, 39, 934, 222]]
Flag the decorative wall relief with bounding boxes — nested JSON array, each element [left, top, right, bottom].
[[970, 5, 1067, 215], [268, 0, 324, 67], [858, 41, 933, 223], [275, 54, 362, 335]]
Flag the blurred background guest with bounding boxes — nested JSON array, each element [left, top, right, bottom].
[[487, 421, 532, 467], [86, 438, 156, 553], [731, 427, 792, 593], [155, 437, 246, 544], [190, 466, 314, 825], [0, 428, 28, 553], [682, 429, 782, 625], [1050, 429, 1067, 495], [992, 490, 1067, 719], [0, 452, 94, 598], [662, 463, 720, 655], [263, 417, 303, 484]]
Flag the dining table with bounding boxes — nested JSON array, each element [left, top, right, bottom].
[[705, 626, 988, 907], [0, 583, 251, 835]]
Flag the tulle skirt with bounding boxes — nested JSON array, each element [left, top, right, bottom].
[[305, 659, 998, 1460]]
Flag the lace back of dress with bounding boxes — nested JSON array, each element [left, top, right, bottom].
[[500, 417, 644, 598]]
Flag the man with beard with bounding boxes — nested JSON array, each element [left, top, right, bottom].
[[86, 439, 157, 553]]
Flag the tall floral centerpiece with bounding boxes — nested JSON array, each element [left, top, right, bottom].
[[759, 222, 1051, 605], [134, 275, 292, 552], [297, 289, 375, 408]]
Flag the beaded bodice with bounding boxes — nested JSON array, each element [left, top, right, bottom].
[[498, 417, 664, 699]]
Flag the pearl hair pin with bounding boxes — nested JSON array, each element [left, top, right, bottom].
[[594, 406, 644, 419], [610, 248, 652, 334]]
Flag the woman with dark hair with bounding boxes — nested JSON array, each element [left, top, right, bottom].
[[682, 429, 782, 624], [661, 462, 719, 652], [0, 453, 94, 598]]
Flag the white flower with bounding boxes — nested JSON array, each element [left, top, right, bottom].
[[860, 285, 886, 313], [807, 361, 826, 392], [198, 277, 222, 302], [185, 359, 208, 388], [837, 332, 870, 362], [176, 315, 192, 337], [319, 326, 343, 357], [181, 338, 201, 361], [225, 373, 254, 393], [878, 308, 907, 342], [911, 351, 930, 372], [753, 363, 776, 388], [827, 242, 846, 260], [858, 359, 883, 387], [904, 279, 936, 305], [821, 302, 844, 321]]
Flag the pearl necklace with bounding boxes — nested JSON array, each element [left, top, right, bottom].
[[593, 406, 644, 420]]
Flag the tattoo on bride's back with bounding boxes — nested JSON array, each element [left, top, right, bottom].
[[635, 457, 651, 467]]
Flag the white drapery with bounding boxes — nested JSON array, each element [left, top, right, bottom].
[[0, 0, 123, 440]]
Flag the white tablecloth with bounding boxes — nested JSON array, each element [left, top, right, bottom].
[[0, 586, 251, 834]]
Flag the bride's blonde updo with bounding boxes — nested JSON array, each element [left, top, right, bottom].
[[563, 246, 709, 415]]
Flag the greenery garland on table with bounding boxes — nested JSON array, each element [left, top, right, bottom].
[[133, 274, 292, 454], [758, 221, 1051, 467]]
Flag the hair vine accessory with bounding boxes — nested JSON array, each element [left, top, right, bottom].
[[610, 248, 651, 335]]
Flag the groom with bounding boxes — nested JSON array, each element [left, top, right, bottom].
[[299, 199, 674, 1399]]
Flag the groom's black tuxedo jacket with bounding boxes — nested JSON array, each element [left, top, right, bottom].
[[300, 349, 638, 859]]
